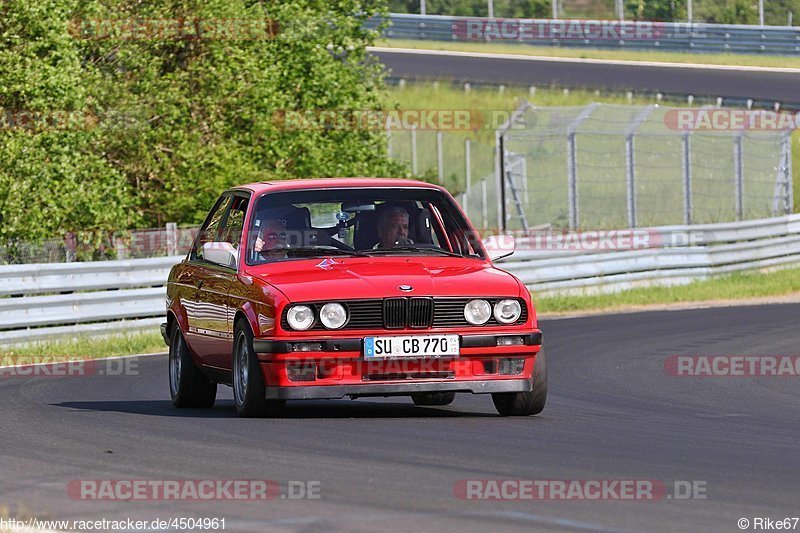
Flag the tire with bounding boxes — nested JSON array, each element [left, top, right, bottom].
[[169, 323, 217, 408], [411, 391, 456, 406], [492, 349, 547, 417], [232, 319, 285, 418]]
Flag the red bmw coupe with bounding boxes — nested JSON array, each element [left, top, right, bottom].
[[162, 178, 546, 417]]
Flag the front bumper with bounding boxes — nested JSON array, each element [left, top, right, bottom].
[[253, 332, 542, 354], [265, 378, 532, 400], [253, 330, 542, 392]]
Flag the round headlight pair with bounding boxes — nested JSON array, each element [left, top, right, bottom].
[[286, 303, 347, 330], [463, 299, 522, 325]]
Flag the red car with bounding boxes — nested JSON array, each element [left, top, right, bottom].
[[162, 178, 546, 417]]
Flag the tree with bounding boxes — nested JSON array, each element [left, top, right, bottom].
[[0, 0, 404, 243]]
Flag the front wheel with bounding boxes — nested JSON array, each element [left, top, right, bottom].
[[169, 323, 217, 408], [492, 350, 547, 416], [232, 319, 284, 418]]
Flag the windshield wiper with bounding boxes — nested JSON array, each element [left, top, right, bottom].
[[365, 246, 465, 258], [284, 246, 369, 257]]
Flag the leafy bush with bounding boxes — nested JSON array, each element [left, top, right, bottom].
[[0, 0, 405, 242]]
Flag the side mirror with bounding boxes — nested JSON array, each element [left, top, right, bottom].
[[203, 242, 238, 269], [482, 234, 516, 261]]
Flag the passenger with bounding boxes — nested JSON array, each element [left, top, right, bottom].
[[254, 219, 288, 254]]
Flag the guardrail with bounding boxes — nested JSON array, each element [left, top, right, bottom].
[[1, 213, 799, 345], [0, 256, 182, 346], [500, 213, 800, 294], [372, 14, 800, 55]]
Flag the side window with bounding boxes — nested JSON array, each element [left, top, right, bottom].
[[220, 196, 249, 250], [191, 195, 233, 262]]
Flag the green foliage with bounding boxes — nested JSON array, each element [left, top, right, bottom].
[[0, 0, 405, 242], [625, 0, 686, 21], [693, 0, 759, 24]]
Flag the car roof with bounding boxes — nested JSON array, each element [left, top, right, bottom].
[[233, 177, 448, 195]]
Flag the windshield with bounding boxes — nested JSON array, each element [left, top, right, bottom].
[[244, 187, 485, 265]]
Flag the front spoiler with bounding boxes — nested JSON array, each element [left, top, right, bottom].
[[254, 332, 542, 354], [264, 378, 532, 400]]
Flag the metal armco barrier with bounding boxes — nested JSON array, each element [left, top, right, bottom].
[[371, 14, 800, 55], [0, 256, 183, 346], [1, 213, 799, 345], [499, 213, 800, 294]]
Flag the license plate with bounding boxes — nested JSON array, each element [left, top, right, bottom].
[[364, 334, 459, 358]]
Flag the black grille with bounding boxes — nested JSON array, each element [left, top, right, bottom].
[[281, 297, 527, 331], [383, 298, 406, 329], [407, 298, 434, 328]]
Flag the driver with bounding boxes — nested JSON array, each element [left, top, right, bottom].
[[376, 205, 410, 248]]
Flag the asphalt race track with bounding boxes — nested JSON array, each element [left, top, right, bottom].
[[374, 48, 800, 105], [1, 304, 798, 532]]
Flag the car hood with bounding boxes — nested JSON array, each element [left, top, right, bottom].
[[248, 257, 523, 302]]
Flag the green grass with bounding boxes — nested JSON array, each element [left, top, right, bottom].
[[534, 266, 800, 313], [0, 331, 165, 363], [378, 39, 800, 69]]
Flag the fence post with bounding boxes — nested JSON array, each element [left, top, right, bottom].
[[481, 179, 488, 230], [411, 125, 418, 175], [567, 133, 578, 230], [494, 129, 503, 230], [625, 135, 636, 228], [115, 235, 128, 260], [566, 103, 599, 230], [624, 105, 656, 229], [682, 133, 693, 225], [166, 222, 178, 256], [437, 130, 444, 183], [734, 133, 744, 220], [65, 232, 76, 262], [464, 139, 472, 217], [786, 134, 794, 214]]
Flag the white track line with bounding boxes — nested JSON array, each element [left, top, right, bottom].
[[369, 46, 800, 74]]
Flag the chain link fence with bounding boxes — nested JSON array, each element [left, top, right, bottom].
[[385, 101, 793, 232], [499, 102, 793, 230]]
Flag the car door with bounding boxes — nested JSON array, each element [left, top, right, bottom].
[[183, 194, 234, 368], [215, 193, 251, 370]]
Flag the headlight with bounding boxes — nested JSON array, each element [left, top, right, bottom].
[[286, 305, 315, 330], [494, 299, 522, 324], [464, 299, 491, 325], [319, 302, 347, 329]]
